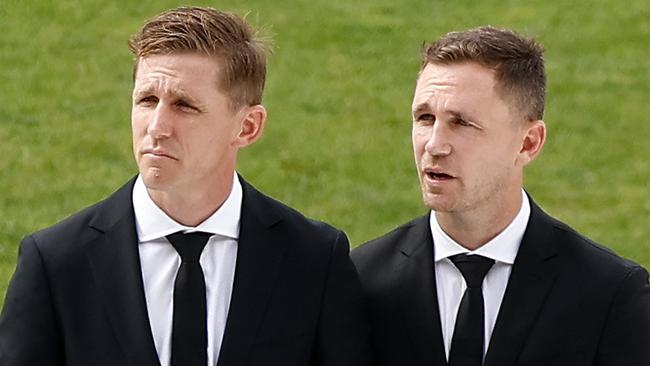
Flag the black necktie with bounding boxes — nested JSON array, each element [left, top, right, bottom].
[[166, 231, 212, 366], [448, 254, 495, 366]]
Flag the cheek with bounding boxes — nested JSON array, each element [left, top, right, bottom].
[[131, 112, 147, 135], [467, 145, 516, 182], [491, 136, 523, 168], [412, 128, 428, 154], [130, 115, 151, 154]]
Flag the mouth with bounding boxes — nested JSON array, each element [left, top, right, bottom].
[[142, 149, 177, 161], [424, 168, 455, 181]]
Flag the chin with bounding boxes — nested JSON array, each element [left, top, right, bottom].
[[140, 168, 175, 191], [422, 192, 457, 212]]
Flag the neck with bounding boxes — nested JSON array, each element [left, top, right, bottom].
[[436, 189, 523, 250], [148, 175, 234, 227]]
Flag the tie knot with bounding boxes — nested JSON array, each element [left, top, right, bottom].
[[449, 254, 495, 288], [166, 232, 212, 262]]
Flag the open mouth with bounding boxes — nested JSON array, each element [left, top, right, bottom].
[[426, 172, 454, 180]]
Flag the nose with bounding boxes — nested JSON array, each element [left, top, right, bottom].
[[424, 122, 452, 157], [147, 104, 173, 140]]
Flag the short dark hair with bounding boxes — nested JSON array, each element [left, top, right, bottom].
[[422, 26, 546, 121], [129, 6, 270, 109]]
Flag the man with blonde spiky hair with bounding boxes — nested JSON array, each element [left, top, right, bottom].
[[0, 7, 372, 366]]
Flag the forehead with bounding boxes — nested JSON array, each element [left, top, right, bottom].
[[412, 62, 499, 109], [133, 53, 221, 94]]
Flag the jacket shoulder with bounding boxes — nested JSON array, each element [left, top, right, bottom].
[[31, 201, 101, 245], [550, 215, 644, 275], [351, 215, 428, 271], [242, 178, 341, 235], [529, 201, 646, 283], [28, 179, 135, 253]]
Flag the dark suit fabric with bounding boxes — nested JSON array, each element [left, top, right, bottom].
[[351, 198, 650, 366], [0, 177, 372, 366]]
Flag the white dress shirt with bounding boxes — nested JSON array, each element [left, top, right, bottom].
[[431, 189, 530, 360], [132, 173, 241, 366]]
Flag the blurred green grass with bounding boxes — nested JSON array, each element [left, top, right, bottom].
[[1, 0, 648, 302]]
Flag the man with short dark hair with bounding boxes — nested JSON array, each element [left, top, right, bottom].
[[352, 26, 650, 366], [0, 7, 372, 366]]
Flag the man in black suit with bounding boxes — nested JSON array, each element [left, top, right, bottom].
[[352, 26, 649, 366], [0, 7, 371, 366]]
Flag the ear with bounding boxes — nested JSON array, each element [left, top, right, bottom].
[[516, 120, 546, 167], [233, 104, 266, 149]]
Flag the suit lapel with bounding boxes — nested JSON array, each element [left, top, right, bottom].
[[484, 199, 559, 366], [395, 214, 448, 366], [84, 179, 161, 366], [217, 178, 287, 366]]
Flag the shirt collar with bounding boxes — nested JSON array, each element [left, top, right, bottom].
[[132, 172, 242, 242], [430, 189, 530, 264]]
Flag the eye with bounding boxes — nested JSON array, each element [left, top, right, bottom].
[[451, 117, 470, 126], [176, 100, 199, 113], [137, 96, 158, 106], [415, 113, 435, 123]]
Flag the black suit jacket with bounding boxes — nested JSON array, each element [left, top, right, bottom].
[[0, 177, 372, 366], [351, 197, 650, 366]]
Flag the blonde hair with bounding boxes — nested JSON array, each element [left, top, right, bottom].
[[129, 6, 270, 108]]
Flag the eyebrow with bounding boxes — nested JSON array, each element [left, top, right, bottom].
[[133, 85, 203, 108], [449, 110, 468, 120], [412, 103, 483, 126], [449, 110, 484, 128], [412, 103, 430, 116]]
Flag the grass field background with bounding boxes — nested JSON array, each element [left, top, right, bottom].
[[1, 0, 648, 302]]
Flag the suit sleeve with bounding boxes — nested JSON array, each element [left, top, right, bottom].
[[314, 231, 373, 366], [0, 236, 64, 366], [596, 265, 650, 366]]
